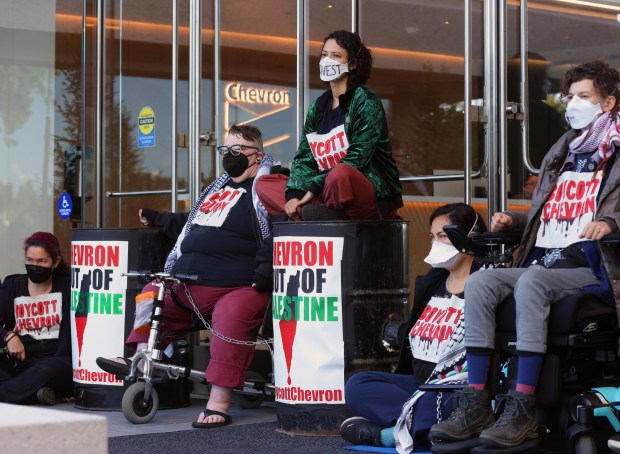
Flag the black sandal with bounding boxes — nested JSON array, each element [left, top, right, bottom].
[[192, 409, 233, 428]]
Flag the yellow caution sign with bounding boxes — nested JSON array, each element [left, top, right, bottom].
[[138, 106, 155, 147]]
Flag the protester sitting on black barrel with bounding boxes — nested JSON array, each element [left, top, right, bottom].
[[0, 232, 73, 405], [256, 30, 403, 221], [340, 203, 486, 451], [430, 60, 620, 449], [97, 124, 278, 428]]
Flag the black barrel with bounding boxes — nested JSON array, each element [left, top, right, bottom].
[[70, 228, 190, 410], [272, 220, 410, 435]]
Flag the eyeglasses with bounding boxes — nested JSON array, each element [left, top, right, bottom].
[[216, 144, 260, 156]]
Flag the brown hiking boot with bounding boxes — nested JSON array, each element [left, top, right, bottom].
[[428, 388, 495, 442], [479, 389, 539, 447]]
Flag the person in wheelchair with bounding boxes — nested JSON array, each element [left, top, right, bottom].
[[98, 124, 277, 429], [430, 60, 620, 448], [339, 203, 486, 449]]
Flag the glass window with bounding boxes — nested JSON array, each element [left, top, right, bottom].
[[219, 0, 297, 166], [0, 0, 82, 278]]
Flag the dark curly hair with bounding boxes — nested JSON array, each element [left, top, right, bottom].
[[562, 60, 620, 116], [24, 232, 70, 276], [546, 60, 620, 174], [429, 203, 487, 234], [322, 30, 373, 87]]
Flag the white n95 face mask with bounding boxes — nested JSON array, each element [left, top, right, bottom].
[[424, 241, 460, 269], [565, 95, 603, 130], [319, 57, 349, 82]]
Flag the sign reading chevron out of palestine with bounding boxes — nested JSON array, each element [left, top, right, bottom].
[[70, 241, 128, 385], [272, 236, 345, 404]]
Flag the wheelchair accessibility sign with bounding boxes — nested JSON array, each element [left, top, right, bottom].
[[138, 106, 155, 148], [58, 192, 73, 220]]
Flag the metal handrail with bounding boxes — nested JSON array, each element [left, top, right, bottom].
[[399, 168, 483, 184], [520, 0, 538, 175], [464, 0, 473, 204], [171, 0, 179, 212], [106, 189, 189, 198]]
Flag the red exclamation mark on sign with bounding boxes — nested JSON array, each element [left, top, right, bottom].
[[279, 318, 297, 385], [279, 271, 300, 385], [74, 273, 91, 367]]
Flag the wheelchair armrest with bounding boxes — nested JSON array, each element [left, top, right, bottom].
[[443, 225, 523, 259], [601, 231, 620, 245], [479, 230, 523, 247], [443, 224, 489, 256]]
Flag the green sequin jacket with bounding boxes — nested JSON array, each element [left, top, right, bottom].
[[286, 84, 403, 217]]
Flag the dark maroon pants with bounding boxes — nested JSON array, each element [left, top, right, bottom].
[[256, 163, 386, 220], [126, 282, 270, 389]]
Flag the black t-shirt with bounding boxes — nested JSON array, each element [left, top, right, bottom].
[[317, 93, 346, 134], [410, 280, 464, 386], [0, 273, 71, 358], [171, 178, 259, 287]]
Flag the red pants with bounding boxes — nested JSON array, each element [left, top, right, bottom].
[[256, 163, 384, 220], [126, 282, 270, 389]]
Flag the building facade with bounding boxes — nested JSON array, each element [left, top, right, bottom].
[[1, 0, 619, 280]]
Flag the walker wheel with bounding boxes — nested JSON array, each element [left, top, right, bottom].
[[237, 370, 266, 409], [122, 382, 159, 424], [237, 392, 265, 409]]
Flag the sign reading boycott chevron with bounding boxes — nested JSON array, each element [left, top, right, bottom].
[[272, 236, 345, 404]]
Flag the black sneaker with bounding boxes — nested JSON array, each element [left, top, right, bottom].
[[609, 432, 620, 453], [340, 416, 382, 446], [36, 387, 58, 406], [479, 389, 538, 447], [301, 205, 348, 221], [428, 388, 495, 442]]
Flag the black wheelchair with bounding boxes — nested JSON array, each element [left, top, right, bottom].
[[409, 226, 620, 454]]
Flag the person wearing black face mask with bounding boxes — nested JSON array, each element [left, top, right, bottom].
[[98, 124, 280, 429], [0, 231, 73, 405]]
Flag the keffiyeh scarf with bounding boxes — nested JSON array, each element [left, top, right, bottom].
[[563, 111, 620, 170]]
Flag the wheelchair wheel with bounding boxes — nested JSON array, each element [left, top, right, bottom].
[[574, 434, 596, 454], [122, 382, 159, 424]]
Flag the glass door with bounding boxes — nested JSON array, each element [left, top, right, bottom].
[[488, 0, 620, 216], [354, 0, 620, 279], [82, 0, 215, 228]]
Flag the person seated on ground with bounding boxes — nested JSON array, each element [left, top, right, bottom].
[[97, 124, 276, 428], [256, 30, 403, 221], [429, 60, 620, 448], [340, 203, 486, 451], [0, 232, 73, 405]]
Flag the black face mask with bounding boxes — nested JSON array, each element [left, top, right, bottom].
[[25, 265, 53, 284], [223, 152, 257, 178]]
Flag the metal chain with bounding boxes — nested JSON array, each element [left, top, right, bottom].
[[436, 391, 443, 422], [180, 282, 272, 347]]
